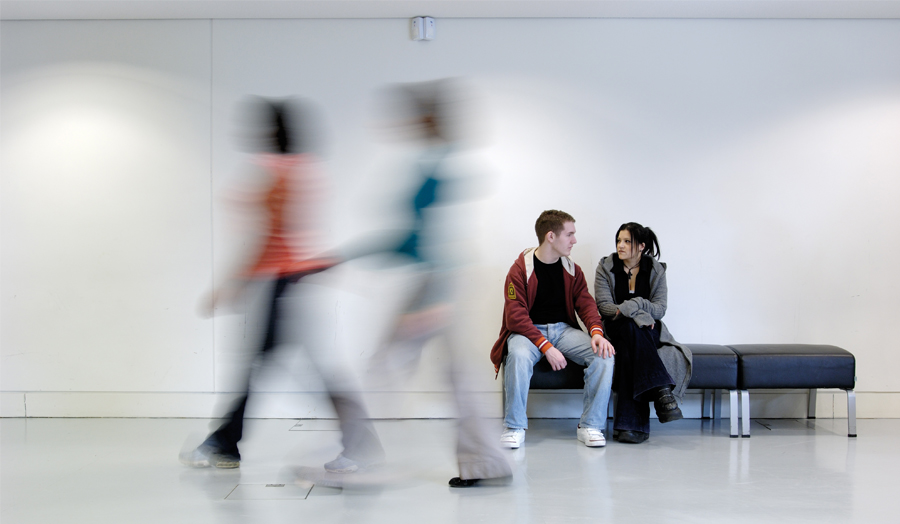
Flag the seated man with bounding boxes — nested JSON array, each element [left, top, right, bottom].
[[490, 210, 615, 448]]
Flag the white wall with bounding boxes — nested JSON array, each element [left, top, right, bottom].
[[1, 21, 215, 416], [2, 18, 899, 418]]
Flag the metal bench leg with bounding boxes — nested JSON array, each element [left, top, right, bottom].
[[740, 390, 751, 438], [729, 390, 739, 438], [807, 388, 817, 419], [846, 389, 857, 437], [701, 389, 708, 419], [714, 389, 722, 419]]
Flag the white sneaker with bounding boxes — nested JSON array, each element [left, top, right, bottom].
[[323, 453, 385, 473], [179, 445, 212, 468], [179, 443, 240, 468], [325, 453, 369, 473], [500, 428, 525, 449], [576, 426, 606, 447]]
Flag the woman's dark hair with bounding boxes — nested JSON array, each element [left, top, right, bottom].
[[236, 96, 320, 155], [616, 222, 661, 259], [268, 101, 294, 154]]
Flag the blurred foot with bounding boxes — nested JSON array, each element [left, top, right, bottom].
[[324, 454, 363, 473], [324, 453, 383, 473], [212, 453, 241, 468], [179, 444, 240, 468], [448, 475, 512, 488], [293, 464, 396, 491], [294, 466, 348, 489]]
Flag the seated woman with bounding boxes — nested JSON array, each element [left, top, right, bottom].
[[594, 223, 692, 444]]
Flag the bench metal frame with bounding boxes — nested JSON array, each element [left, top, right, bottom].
[[735, 388, 857, 438], [698, 388, 740, 438]]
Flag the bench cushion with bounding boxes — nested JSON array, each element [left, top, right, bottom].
[[528, 343, 739, 391], [685, 344, 738, 389], [728, 344, 855, 390], [529, 357, 586, 389]]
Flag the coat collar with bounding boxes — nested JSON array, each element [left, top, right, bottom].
[[602, 252, 666, 275], [522, 247, 575, 280]]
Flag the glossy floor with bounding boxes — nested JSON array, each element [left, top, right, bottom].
[[1, 417, 896, 524]]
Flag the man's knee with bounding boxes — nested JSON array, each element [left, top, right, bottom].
[[506, 338, 538, 368], [586, 353, 615, 375]]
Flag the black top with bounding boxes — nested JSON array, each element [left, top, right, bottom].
[[529, 254, 568, 326], [612, 254, 652, 306]]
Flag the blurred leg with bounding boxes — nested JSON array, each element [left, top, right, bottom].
[[206, 277, 292, 457]]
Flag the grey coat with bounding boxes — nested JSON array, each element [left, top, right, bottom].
[[594, 254, 693, 399]]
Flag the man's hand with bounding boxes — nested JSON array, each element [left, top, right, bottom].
[[198, 280, 246, 318], [591, 334, 615, 359], [397, 304, 450, 340], [544, 346, 568, 371], [198, 289, 218, 318]]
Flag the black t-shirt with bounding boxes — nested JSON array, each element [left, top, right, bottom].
[[529, 254, 568, 325]]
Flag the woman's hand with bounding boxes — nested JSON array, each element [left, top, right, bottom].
[[198, 289, 216, 318], [198, 280, 247, 317]]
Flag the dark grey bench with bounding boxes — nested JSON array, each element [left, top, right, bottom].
[[727, 344, 857, 437], [515, 343, 856, 438], [687, 344, 740, 437]]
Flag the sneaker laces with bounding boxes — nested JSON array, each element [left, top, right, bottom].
[[582, 428, 604, 440]]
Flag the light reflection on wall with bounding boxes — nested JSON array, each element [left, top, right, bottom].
[[1, 62, 212, 393]]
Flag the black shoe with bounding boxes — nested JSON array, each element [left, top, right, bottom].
[[654, 387, 684, 423], [449, 477, 480, 487], [448, 475, 512, 488], [614, 430, 649, 444]]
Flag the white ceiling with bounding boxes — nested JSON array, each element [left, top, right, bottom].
[[2, 0, 900, 20]]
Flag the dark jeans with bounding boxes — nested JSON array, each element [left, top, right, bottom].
[[605, 318, 674, 434], [205, 272, 383, 464]]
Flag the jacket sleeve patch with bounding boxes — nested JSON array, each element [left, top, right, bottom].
[[507, 282, 517, 300]]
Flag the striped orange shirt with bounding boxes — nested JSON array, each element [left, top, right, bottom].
[[245, 154, 334, 277]]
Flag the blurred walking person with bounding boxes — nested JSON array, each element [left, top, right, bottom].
[[180, 98, 383, 471], [361, 80, 512, 487]]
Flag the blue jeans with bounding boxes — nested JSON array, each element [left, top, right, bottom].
[[504, 322, 615, 430]]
